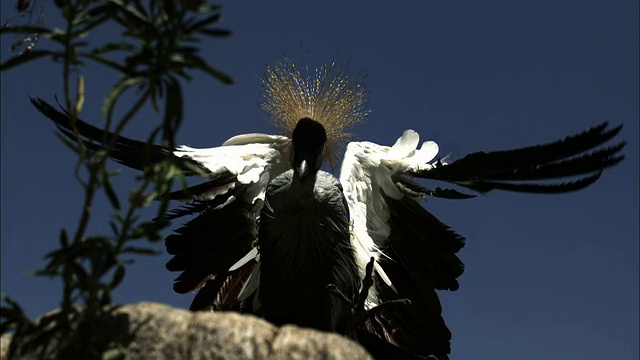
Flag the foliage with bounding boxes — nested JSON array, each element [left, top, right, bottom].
[[0, 1, 232, 358]]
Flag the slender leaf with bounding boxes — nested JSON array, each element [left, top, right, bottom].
[[108, 265, 126, 289], [120, 246, 158, 255], [80, 53, 128, 73], [201, 62, 233, 84], [201, 28, 232, 37], [103, 177, 121, 211], [90, 42, 137, 55], [0, 24, 55, 36], [60, 229, 69, 247], [75, 73, 85, 114], [1, 50, 54, 71], [185, 13, 220, 32], [102, 76, 146, 121]]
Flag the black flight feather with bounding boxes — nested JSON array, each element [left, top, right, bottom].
[[415, 122, 625, 194], [30, 97, 207, 175]]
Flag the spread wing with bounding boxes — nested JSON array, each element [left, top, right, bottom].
[[339, 123, 624, 359], [30, 97, 291, 312], [340, 131, 462, 359], [163, 135, 290, 311]]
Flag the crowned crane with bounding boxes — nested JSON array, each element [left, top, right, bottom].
[[30, 58, 625, 360]]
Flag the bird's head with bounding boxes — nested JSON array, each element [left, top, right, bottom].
[[261, 57, 369, 169], [291, 117, 327, 179]]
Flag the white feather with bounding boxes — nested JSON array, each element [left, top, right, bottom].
[[340, 130, 440, 305], [172, 134, 289, 296], [173, 134, 290, 204], [387, 130, 420, 159], [229, 247, 259, 271], [237, 261, 261, 303]]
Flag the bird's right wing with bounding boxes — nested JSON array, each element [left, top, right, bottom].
[[163, 135, 291, 311], [30, 97, 291, 312], [340, 130, 463, 359]]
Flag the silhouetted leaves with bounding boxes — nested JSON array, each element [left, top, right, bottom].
[[1, 1, 233, 359]]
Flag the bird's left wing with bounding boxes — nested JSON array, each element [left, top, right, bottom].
[[30, 97, 291, 312], [340, 130, 464, 359], [340, 123, 624, 359]]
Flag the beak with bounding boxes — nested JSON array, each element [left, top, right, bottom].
[[297, 159, 309, 178]]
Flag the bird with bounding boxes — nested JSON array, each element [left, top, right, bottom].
[[30, 58, 625, 360]]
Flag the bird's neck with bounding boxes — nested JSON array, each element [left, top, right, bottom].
[[290, 170, 318, 199]]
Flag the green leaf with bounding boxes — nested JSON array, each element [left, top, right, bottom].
[[109, 221, 120, 237], [198, 4, 223, 13], [185, 13, 220, 33], [0, 24, 56, 36], [71, 40, 90, 48], [102, 76, 146, 121], [0, 292, 31, 334], [80, 53, 127, 73], [75, 74, 85, 114], [201, 28, 232, 37], [112, 1, 150, 29], [80, 8, 113, 33], [90, 42, 137, 55], [201, 62, 234, 84], [102, 345, 126, 360], [60, 229, 69, 247], [176, 46, 199, 55], [120, 246, 158, 255], [182, 55, 233, 84], [69, 262, 89, 286], [54, 132, 81, 153], [0, 50, 54, 71], [108, 265, 126, 289], [162, 76, 183, 145], [103, 177, 121, 211], [129, 0, 150, 18]]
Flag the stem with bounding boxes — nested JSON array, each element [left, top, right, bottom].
[[61, 3, 80, 313]]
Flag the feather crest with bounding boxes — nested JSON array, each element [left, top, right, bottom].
[[260, 57, 369, 167]]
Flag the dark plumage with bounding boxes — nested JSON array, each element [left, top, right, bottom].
[[415, 122, 624, 195], [259, 118, 359, 332], [259, 169, 359, 331]]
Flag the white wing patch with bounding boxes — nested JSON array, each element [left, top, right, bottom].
[[172, 133, 290, 279], [174, 134, 290, 203], [340, 130, 439, 303]]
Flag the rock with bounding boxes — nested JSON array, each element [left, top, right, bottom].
[[1, 302, 372, 360]]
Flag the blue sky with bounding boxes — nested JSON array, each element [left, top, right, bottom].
[[1, 1, 638, 359]]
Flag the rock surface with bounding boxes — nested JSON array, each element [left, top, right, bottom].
[[0, 302, 372, 360]]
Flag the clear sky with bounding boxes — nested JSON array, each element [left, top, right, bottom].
[[1, 1, 638, 359]]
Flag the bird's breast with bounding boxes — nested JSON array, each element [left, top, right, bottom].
[[258, 170, 351, 266], [257, 171, 358, 332]]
